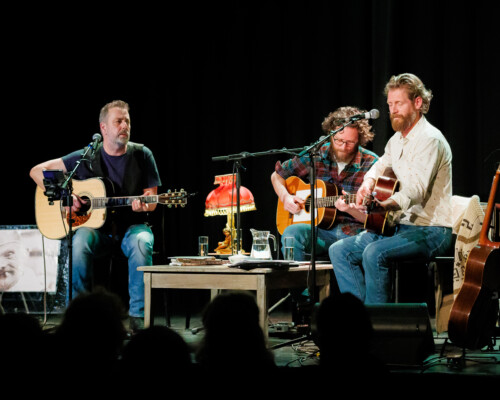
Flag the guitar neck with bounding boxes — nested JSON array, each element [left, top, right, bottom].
[[315, 193, 357, 208], [91, 195, 159, 209]]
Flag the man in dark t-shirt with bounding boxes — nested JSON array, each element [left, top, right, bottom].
[[30, 100, 161, 334]]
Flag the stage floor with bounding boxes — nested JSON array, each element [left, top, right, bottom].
[[166, 311, 500, 379]]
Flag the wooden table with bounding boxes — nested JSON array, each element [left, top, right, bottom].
[[138, 263, 333, 339]]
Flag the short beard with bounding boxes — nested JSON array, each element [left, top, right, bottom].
[[331, 146, 357, 164], [390, 111, 417, 133], [115, 132, 130, 148]]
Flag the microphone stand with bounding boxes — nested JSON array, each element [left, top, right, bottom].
[[212, 147, 308, 255], [213, 126, 352, 349], [267, 121, 352, 350], [297, 120, 351, 304], [212, 120, 351, 298], [45, 140, 97, 302], [212, 121, 355, 350]]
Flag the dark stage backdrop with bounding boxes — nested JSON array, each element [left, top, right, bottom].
[[4, 2, 500, 261]]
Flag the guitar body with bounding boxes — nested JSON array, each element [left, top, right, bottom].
[[448, 165, 500, 349], [35, 178, 108, 240], [276, 176, 337, 235], [364, 170, 399, 235], [448, 246, 500, 349]]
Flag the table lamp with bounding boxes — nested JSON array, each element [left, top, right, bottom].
[[204, 173, 256, 254]]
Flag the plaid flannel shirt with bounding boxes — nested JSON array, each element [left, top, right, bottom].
[[275, 142, 378, 235]]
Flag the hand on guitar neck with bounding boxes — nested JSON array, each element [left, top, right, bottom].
[[334, 189, 367, 222]]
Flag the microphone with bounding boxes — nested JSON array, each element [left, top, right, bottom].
[[349, 109, 380, 121], [89, 133, 102, 154]]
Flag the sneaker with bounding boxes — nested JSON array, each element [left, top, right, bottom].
[[129, 316, 144, 335]]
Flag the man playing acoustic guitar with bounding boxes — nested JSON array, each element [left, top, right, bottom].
[[271, 106, 378, 263], [30, 100, 162, 334], [330, 73, 453, 304]]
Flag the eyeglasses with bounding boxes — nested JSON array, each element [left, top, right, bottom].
[[333, 138, 357, 147]]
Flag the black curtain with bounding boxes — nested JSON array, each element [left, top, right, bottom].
[[5, 1, 499, 258]]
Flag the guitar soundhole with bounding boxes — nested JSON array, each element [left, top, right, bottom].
[[68, 196, 92, 227], [304, 195, 311, 213], [75, 196, 91, 215]]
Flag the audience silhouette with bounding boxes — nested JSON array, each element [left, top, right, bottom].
[[121, 324, 193, 379], [52, 286, 128, 387], [314, 292, 388, 377], [195, 290, 276, 374], [0, 311, 49, 386], [1, 287, 394, 391]]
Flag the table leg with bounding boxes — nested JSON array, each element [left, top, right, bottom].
[[318, 276, 330, 301], [143, 272, 152, 328], [255, 275, 269, 340]]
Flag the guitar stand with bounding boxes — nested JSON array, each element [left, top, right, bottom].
[[440, 338, 498, 371]]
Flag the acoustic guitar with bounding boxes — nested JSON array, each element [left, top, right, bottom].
[[35, 177, 189, 240], [363, 168, 400, 235], [276, 176, 357, 235], [448, 165, 500, 350]]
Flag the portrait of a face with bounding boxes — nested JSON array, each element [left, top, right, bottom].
[[0, 240, 25, 291], [0, 229, 60, 292]]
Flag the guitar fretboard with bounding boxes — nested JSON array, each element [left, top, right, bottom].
[[91, 195, 159, 209], [311, 194, 357, 208]]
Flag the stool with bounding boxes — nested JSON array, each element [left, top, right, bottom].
[[92, 248, 130, 306], [391, 256, 454, 316]]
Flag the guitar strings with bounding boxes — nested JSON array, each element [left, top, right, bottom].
[[303, 193, 357, 206]]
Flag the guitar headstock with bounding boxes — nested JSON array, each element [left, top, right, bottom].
[[158, 189, 189, 208]]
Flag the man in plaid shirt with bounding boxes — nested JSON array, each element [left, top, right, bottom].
[[271, 106, 379, 263]]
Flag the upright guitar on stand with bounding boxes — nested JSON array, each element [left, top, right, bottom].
[[448, 165, 500, 350]]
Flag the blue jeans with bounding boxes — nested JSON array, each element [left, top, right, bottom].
[[328, 224, 452, 304], [282, 223, 351, 302], [71, 224, 154, 317], [281, 223, 351, 261]]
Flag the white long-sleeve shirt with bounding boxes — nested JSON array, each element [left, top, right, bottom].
[[364, 116, 453, 227]]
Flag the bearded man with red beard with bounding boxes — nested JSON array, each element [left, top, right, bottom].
[[329, 73, 453, 304]]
